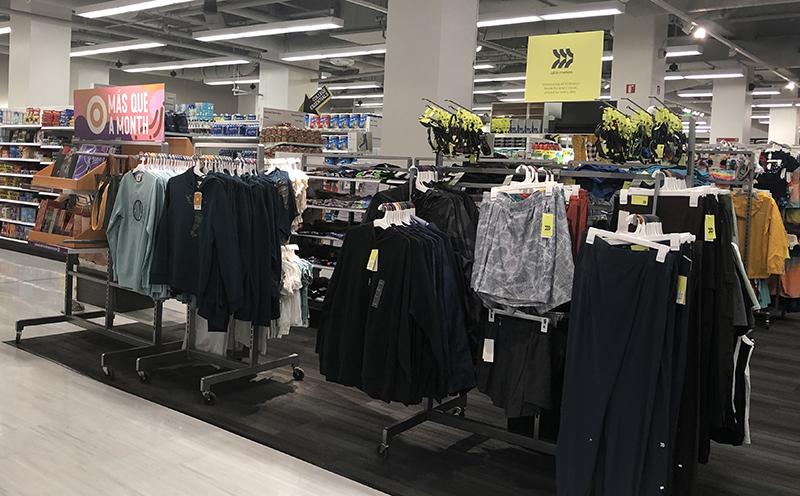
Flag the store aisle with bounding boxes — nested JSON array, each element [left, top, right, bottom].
[[0, 249, 384, 496]]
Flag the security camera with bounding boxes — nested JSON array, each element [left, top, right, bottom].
[[668, 62, 679, 72], [357, 99, 363, 106], [748, 83, 756, 91], [115, 60, 123, 69], [250, 83, 256, 90], [170, 70, 177, 77]]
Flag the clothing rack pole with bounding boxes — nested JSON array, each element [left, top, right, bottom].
[[686, 115, 696, 187]]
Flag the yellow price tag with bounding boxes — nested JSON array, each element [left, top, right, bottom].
[[676, 275, 688, 305], [656, 144, 665, 158], [541, 213, 555, 239], [704, 214, 717, 241], [631, 195, 649, 206], [630, 245, 650, 252], [366, 249, 379, 272], [622, 181, 632, 190]]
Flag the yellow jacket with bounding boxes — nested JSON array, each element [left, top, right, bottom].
[[733, 191, 788, 279]]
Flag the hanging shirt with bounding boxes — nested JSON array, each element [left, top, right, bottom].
[[733, 192, 788, 279]]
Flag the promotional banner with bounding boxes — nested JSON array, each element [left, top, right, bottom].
[[74, 84, 166, 142], [524, 31, 603, 103]]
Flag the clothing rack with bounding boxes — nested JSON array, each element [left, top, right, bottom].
[[15, 148, 183, 378], [133, 156, 304, 405]]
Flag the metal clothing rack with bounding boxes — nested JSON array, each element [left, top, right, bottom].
[[133, 156, 304, 405], [15, 145, 183, 376]]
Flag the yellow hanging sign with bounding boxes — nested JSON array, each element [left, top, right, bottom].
[[525, 31, 604, 103]]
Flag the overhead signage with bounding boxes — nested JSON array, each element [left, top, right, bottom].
[[301, 86, 332, 114], [524, 31, 603, 103], [74, 84, 165, 142]]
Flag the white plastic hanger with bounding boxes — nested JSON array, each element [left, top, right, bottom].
[[586, 226, 672, 262]]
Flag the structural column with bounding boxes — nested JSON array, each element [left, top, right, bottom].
[[8, 0, 72, 107], [381, 0, 478, 157], [710, 72, 752, 143], [258, 61, 318, 114], [610, 13, 668, 110], [768, 107, 800, 145]]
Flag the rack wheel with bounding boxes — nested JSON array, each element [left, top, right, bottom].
[[102, 366, 114, 380], [292, 367, 305, 381], [137, 371, 150, 384], [377, 443, 389, 459], [452, 406, 466, 417], [202, 391, 217, 405]]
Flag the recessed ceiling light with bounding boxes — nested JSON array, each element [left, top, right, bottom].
[[76, 0, 194, 19], [123, 56, 250, 73], [193, 17, 344, 42], [70, 40, 165, 57], [693, 26, 707, 39], [330, 93, 384, 99], [204, 78, 260, 86], [678, 92, 713, 98], [280, 44, 386, 62]]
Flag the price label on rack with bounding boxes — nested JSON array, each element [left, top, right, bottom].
[[704, 214, 717, 241], [631, 195, 649, 206]]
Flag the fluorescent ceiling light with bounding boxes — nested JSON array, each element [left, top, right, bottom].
[[477, 15, 541, 28], [474, 73, 526, 83], [0, 22, 10, 35], [602, 51, 613, 62], [193, 17, 344, 42], [684, 72, 743, 80], [786, 81, 797, 90], [123, 56, 249, 73], [473, 88, 525, 94], [751, 90, 780, 96], [752, 103, 794, 108], [678, 92, 713, 98], [758, 120, 770, 125], [358, 102, 383, 108], [472, 107, 492, 111], [541, 7, 622, 20], [665, 45, 703, 58], [330, 93, 384, 99], [751, 115, 769, 119], [696, 121, 708, 125], [70, 40, 165, 57], [205, 78, 260, 86], [598, 95, 612, 100], [326, 83, 381, 91], [76, 0, 193, 19], [281, 43, 386, 62], [473, 63, 495, 70], [665, 75, 685, 81], [499, 97, 525, 102]]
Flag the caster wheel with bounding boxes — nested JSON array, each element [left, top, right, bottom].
[[377, 443, 389, 459], [102, 366, 114, 380], [202, 391, 217, 405], [458, 407, 467, 418], [137, 371, 150, 384], [292, 367, 305, 381], [452, 406, 466, 417]]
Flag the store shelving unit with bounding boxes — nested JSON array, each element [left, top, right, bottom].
[[0, 109, 74, 254]]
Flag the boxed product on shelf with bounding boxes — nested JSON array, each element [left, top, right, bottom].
[[1, 222, 30, 241], [261, 125, 323, 145], [41, 109, 74, 127], [307, 113, 374, 130]]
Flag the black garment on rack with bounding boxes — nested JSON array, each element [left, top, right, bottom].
[[151, 168, 203, 296], [558, 238, 682, 496]]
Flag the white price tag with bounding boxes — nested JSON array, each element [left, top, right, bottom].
[[482, 338, 495, 363]]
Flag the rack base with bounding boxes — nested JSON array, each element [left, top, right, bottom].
[[378, 395, 556, 458]]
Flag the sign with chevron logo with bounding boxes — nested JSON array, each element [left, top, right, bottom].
[[525, 31, 603, 103]]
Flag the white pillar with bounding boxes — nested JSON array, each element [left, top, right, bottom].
[[70, 59, 110, 102], [768, 107, 800, 145], [8, 1, 72, 107], [381, 0, 478, 157], [710, 74, 752, 144], [258, 62, 318, 114], [610, 13, 668, 110]]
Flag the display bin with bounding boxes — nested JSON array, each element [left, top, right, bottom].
[[30, 161, 106, 193], [27, 227, 106, 249]]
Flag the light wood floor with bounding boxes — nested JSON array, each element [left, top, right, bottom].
[[0, 249, 385, 496]]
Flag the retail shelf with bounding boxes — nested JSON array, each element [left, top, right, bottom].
[[192, 135, 259, 142], [292, 233, 344, 243], [0, 157, 44, 163], [319, 129, 370, 134], [0, 235, 28, 244], [0, 218, 35, 227], [263, 142, 323, 148], [0, 185, 58, 196], [41, 126, 74, 131], [0, 198, 39, 206], [305, 204, 367, 213], [306, 175, 382, 184], [41, 145, 64, 150], [0, 124, 41, 129], [0, 172, 34, 178], [0, 142, 41, 147], [165, 131, 195, 138]]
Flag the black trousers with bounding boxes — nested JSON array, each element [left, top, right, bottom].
[[557, 238, 680, 496]]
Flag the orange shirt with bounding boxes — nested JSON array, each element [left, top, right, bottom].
[[733, 191, 788, 279]]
